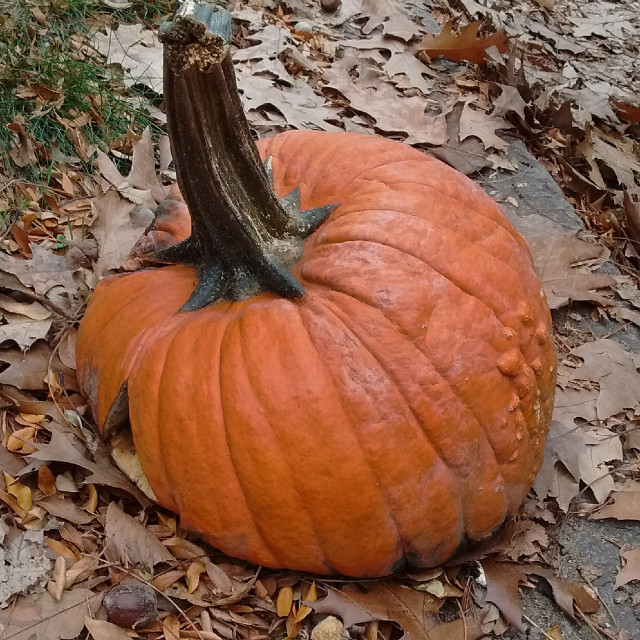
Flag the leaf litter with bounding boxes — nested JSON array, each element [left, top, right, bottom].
[[1, 0, 640, 638]]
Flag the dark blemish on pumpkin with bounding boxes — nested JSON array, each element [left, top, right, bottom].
[[391, 555, 408, 574]]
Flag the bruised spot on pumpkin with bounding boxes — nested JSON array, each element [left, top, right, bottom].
[[391, 555, 408, 574], [102, 380, 131, 437]]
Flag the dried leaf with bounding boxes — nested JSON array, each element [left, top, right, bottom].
[[205, 562, 233, 595], [459, 102, 512, 151], [322, 64, 446, 146], [570, 339, 640, 421], [419, 21, 510, 64], [0, 528, 51, 606], [611, 98, 640, 123], [0, 243, 85, 299], [277, 586, 294, 617], [238, 69, 342, 133], [623, 191, 640, 247], [38, 494, 94, 525], [491, 84, 528, 120], [615, 548, 640, 588], [590, 492, 640, 522], [90, 190, 155, 274], [482, 560, 527, 630], [186, 560, 206, 593], [358, 0, 421, 41], [525, 567, 598, 618], [24, 423, 149, 503], [430, 102, 494, 175], [515, 216, 614, 309], [84, 617, 132, 640], [0, 312, 53, 350], [310, 582, 440, 639], [105, 503, 174, 570], [92, 24, 163, 93], [0, 588, 101, 640]]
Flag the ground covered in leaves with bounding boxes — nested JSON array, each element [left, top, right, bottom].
[[1, 0, 640, 639]]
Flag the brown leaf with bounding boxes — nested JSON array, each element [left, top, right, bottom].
[[427, 617, 482, 640], [37, 494, 94, 526], [0, 342, 78, 391], [578, 128, 640, 191], [611, 98, 640, 123], [430, 102, 494, 175], [525, 567, 598, 617], [590, 492, 640, 522], [615, 548, 640, 588], [569, 339, 640, 421], [0, 243, 86, 299], [0, 444, 27, 477], [90, 190, 154, 274], [623, 191, 640, 247], [84, 617, 132, 640], [504, 521, 549, 562], [0, 588, 102, 640], [205, 562, 234, 595], [7, 117, 38, 167], [92, 24, 163, 93], [419, 21, 510, 64], [105, 503, 174, 570], [515, 215, 614, 309], [24, 422, 150, 503], [458, 101, 512, 151], [359, 0, 422, 41], [533, 420, 587, 509], [491, 84, 528, 120], [482, 560, 527, 630], [310, 582, 440, 639], [320, 61, 446, 146]]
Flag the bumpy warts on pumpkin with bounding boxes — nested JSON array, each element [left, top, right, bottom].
[[76, 2, 556, 578]]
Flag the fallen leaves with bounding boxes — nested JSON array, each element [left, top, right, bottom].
[[615, 548, 640, 588], [92, 24, 163, 93], [591, 492, 640, 522], [1, 2, 639, 640], [419, 21, 510, 64], [0, 588, 101, 640], [105, 502, 174, 570]]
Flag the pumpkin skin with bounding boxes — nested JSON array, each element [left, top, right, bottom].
[[77, 130, 556, 577]]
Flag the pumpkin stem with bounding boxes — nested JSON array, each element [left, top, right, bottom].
[[158, 1, 333, 311]]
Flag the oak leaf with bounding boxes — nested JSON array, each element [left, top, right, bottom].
[[310, 582, 442, 639], [105, 503, 174, 570], [590, 492, 640, 522], [419, 21, 510, 64], [615, 548, 640, 588]]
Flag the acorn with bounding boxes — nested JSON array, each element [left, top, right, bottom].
[[103, 582, 158, 629], [320, 0, 341, 13]]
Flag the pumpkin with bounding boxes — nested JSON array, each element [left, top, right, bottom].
[[76, 4, 555, 578]]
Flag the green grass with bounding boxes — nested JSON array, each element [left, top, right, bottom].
[[0, 0, 175, 186]]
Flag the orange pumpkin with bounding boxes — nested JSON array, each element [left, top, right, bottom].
[[76, 5, 555, 578]]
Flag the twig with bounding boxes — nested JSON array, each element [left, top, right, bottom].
[[599, 322, 631, 340], [575, 606, 616, 640], [14, 286, 78, 320], [96, 560, 208, 640], [581, 575, 619, 633], [456, 598, 468, 640], [522, 614, 563, 640]]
